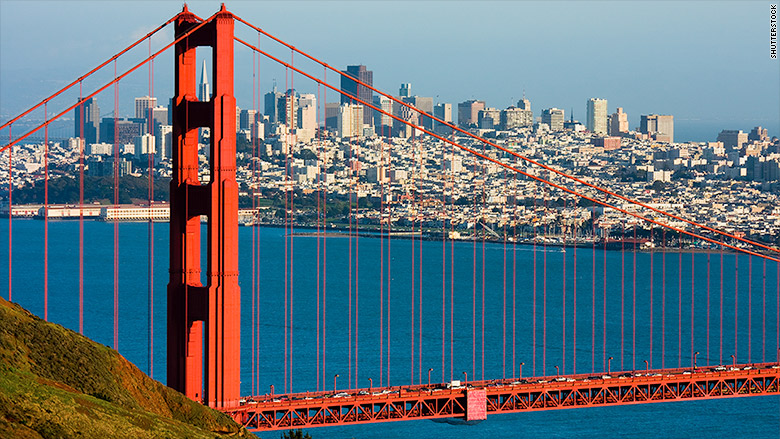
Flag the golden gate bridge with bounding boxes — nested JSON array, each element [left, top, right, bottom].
[[1, 4, 778, 432]]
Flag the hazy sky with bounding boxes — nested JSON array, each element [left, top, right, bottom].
[[1, 0, 778, 135]]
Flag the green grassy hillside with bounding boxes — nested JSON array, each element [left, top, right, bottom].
[[0, 296, 248, 438]]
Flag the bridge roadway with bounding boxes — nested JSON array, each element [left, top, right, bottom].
[[222, 362, 780, 431]]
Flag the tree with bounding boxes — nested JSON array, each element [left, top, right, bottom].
[[282, 429, 312, 439]]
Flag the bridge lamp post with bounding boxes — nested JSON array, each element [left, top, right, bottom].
[[519, 362, 525, 378], [730, 354, 736, 367], [270, 384, 274, 396], [428, 368, 434, 387], [333, 374, 339, 393], [643, 360, 649, 372], [607, 357, 614, 375], [693, 352, 700, 370], [462, 371, 468, 384], [368, 378, 372, 392], [554, 365, 559, 377]]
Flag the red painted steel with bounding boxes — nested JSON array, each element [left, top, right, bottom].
[[168, 5, 240, 409], [223, 364, 780, 431]]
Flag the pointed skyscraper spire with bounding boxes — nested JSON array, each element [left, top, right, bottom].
[[199, 60, 210, 102]]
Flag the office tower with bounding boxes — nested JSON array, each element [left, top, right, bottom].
[[749, 126, 769, 142], [340, 65, 373, 124], [337, 103, 364, 138], [134, 96, 158, 119], [608, 107, 629, 135], [278, 89, 297, 128], [155, 124, 172, 160], [434, 103, 453, 133], [150, 106, 168, 130], [640, 114, 674, 143], [240, 109, 257, 131], [264, 84, 283, 124], [478, 108, 500, 129], [586, 98, 608, 134], [198, 60, 210, 102], [325, 102, 340, 130], [499, 107, 527, 130], [74, 97, 100, 145], [134, 133, 156, 158], [403, 96, 434, 131], [717, 130, 749, 150], [458, 100, 486, 127], [541, 108, 565, 131], [374, 95, 393, 132], [100, 118, 144, 145], [517, 97, 531, 112], [297, 93, 317, 142], [400, 83, 412, 97]]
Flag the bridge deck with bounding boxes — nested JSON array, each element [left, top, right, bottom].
[[221, 362, 780, 431]]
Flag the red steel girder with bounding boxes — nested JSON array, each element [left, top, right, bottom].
[[222, 364, 780, 431]]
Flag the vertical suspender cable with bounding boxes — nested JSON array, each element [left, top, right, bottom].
[[632, 226, 637, 370], [735, 251, 739, 361], [113, 59, 119, 351], [650, 228, 654, 368], [657, 231, 668, 368], [147, 38, 155, 379], [6, 125, 10, 303], [78, 83, 85, 335], [562, 203, 567, 374], [44, 104, 49, 321], [592, 214, 596, 373], [602, 224, 607, 371]]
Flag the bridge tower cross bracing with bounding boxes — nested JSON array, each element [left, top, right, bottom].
[[167, 4, 240, 409]]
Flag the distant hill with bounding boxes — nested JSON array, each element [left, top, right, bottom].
[[0, 297, 248, 438]]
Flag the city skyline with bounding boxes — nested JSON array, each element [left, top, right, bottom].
[[1, 1, 778, 142]]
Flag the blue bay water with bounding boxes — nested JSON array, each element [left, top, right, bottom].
[[1, 219, 778, 438]]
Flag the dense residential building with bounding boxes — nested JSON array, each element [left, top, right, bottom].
[[74, 97, 100, 145], [608, 107, 629, 136], [586, 98, 608, 134], [640, 114, 674, 143], [340, 65, 373, 124], [717, 129, 749, 150], [457, 100, 485, 127], [541, 108, 565, 131]]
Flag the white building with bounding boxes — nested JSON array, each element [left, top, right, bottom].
[[586, 98, 608, 135]]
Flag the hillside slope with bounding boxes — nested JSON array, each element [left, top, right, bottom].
[[0, 297, 248, 438]]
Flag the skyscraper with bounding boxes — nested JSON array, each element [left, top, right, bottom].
[[198, 60, 210, 102], [264, 84, 283, 124], [340, 65, 373, 125], [457, 100, 485, 127], [74, 97, 99, 145], [640, 114, 674, 143], [400, 83, 411, 97], [374, 95, 393, 132], [541, 108, 565, 131], [586, 98, 607, 134], [134, 96, 158, 119], [608, 107, 629, 136]]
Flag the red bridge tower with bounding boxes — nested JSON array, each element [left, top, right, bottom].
[[167, 5, 240, 409]]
